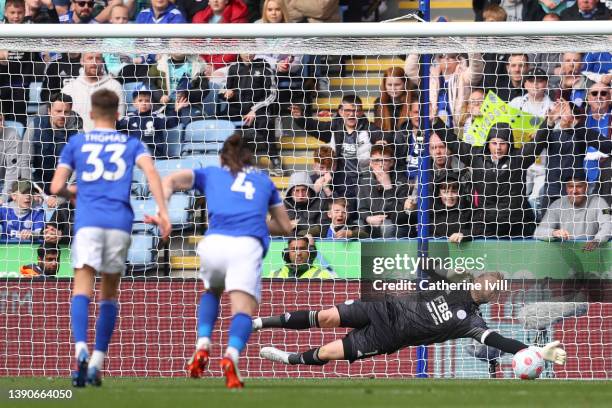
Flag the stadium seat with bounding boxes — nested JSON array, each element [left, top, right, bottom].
[[3, 120, 25, 139], [181, 119, 235, 155], [131, 193, 192, 229], [127, 233, 156, 267], [27, 82, 43, 114], [165, 125, 183, 158]]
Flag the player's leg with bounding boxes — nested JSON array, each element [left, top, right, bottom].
[[253, 306, 341, 330], [187, 235, 226, 378], [253, 299, 372, 331], [221, 290, 257, 388], [71, 266, 96, 387], [220, 236, 264, 388], [86, 229, 131, 386], [70, 227, 105, 387]]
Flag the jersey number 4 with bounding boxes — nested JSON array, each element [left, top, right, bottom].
[[81, 144, 127, 182], [231, 172, 255, 200]]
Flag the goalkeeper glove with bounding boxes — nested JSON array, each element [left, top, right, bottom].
[[531, 341, 567, 365]]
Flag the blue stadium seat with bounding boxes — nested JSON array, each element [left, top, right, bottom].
[[131, 193, 192, 229], [127, 233, 155, 266], [4, 120, 25, 139], [181, 119, 235, 156], [165, 126, 183, 158], [27, 82, 43, 114]]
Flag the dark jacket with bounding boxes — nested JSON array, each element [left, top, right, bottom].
[[27, 113, 82, 193], [388, 120, 423, 177], [41, 54, 81, 104], [358, 170, 410, 227], [535, 122, 612, 200], [283, 172, 323, 235], [430, 171, 474, 240], [117, 109, 180, 159], [224, 58, 277, 119], [484, 74, 524, 103], [435, 120, 545, 227], [560, 3, 611, 20], [295, 115, 384, 197]]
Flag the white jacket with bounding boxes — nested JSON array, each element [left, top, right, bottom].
[[62, 72, 126, 131]]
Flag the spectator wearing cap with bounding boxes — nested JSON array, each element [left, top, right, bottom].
[[405, 51, 484, 130], [116, 85, 186, 159], [534, 171, 611, 251], [536, 99, 612, 209], [510, 67, 554, 117], [434, 119, 547, 238], [135, 0, 186, 24], [560, 0, 610, 20], [584, 82, 612, 204], [23, 92, 82, 194], [283, 171, 323, 236], [0, 180, 45, 241]]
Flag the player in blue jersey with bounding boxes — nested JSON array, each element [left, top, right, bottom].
[[157, 134, 292, 388], [50, 89, 171, 388]]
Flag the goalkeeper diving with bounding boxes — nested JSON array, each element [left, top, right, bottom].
[[254, 272, 567, 367]]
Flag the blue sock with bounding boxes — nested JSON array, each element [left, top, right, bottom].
[[197, 292, 220, 339], [94, 300, 118, 353], [227, 313, 252, 354], [70, 295, 90, 344]]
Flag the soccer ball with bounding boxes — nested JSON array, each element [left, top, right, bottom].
[[512, 348, 544, 380]]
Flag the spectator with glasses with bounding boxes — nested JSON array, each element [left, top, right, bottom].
[[58, 0, 98, 23]]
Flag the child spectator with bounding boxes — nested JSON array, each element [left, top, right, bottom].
[[223, 53, 282, 174], [308, 197, 367, 239], [3, 0, 24, 22], [0, 180, 45, 241], [117, 85, 186, 159], [358, 144, 410, 239], [373, 67, 413, 132]]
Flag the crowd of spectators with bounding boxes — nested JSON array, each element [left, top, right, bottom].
[[0, 0, 610, 252]]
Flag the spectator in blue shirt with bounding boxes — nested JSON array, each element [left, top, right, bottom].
[[117, 84, 187, 158], [58, 0, 97, 23], [0, 180, 45, 241], [135, 0, 186, 24], [585, 81, 612, 204]]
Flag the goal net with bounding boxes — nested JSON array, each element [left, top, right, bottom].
[[0, 21, 611, 379]]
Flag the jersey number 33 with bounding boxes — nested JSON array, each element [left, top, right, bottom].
[[81, 143, 127, 182]]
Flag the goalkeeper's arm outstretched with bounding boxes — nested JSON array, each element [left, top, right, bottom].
[[254, 272, 566, 366]]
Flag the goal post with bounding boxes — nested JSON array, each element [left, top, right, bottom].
[[0, 21, 611, 379]]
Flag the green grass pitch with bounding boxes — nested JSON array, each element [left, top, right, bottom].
[[1, 377, 610, 408]]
